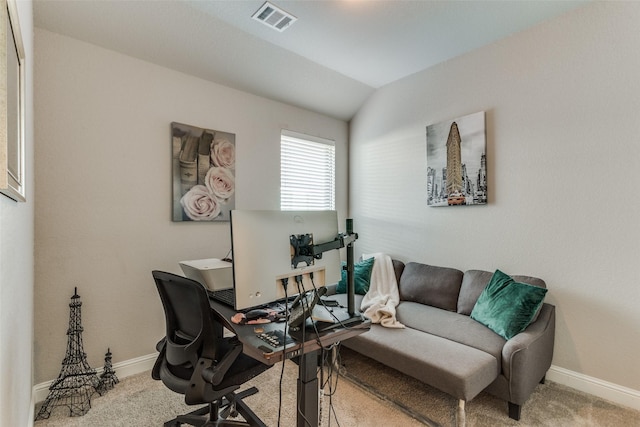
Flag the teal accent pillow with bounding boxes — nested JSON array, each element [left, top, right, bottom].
[[470, 269, 547, 340], [336, 257, 375, 295]]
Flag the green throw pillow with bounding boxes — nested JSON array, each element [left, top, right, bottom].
[[336, 257, 375, 295], [470, 269, 547, 340]]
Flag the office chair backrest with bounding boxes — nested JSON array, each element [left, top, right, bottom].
[[152, 270, 217, 368], [152, 272, 271, 425]]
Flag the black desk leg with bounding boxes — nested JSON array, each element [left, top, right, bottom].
[[297, 350, 319, 427]]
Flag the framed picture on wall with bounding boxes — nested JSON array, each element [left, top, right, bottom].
[[0, 0, 26, 202], [171, 122, 236, 222], [426, 111, 487, 207]]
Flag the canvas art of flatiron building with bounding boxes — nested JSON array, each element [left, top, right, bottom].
[[427, 121, 487, 206]]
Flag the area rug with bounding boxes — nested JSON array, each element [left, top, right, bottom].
[[338, 346, 640, 426]]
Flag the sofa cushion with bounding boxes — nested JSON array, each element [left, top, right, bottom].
[[391, 259, 405, 286], [396, 301, 505, 364], [457, 270, 495, 315], [458, 269, 547, 318], [470, 270, 548, 340], [398, 262, 463, 311], [336, 257, 375, 295], [342, 324, 498, 401]]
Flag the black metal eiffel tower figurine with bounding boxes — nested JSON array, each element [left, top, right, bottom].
[[97, 347, 119, 393], [35, 288, 102, 420]]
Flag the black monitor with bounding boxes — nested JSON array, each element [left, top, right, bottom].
[[229, 210, 342, 310]]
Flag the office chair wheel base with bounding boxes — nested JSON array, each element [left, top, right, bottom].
[[219, 407, 239, 419]]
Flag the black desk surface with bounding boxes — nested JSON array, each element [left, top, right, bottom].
[[209, 298, 371, 365]]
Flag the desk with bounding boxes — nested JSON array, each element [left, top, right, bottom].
[[209, 299, 370, 427]]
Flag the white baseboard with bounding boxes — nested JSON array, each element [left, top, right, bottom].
[[547, 364, 640, 411], [33, 356, 640, 414], [33, 352, 158, 404]]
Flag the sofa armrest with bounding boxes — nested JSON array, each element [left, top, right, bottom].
[[501, 303, 556, 404]]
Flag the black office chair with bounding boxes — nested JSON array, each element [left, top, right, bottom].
[[151, 271, 271, 427]]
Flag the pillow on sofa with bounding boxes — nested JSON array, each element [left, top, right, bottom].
[[398, 262, 463, 311], [457, 270, 547, 318], [470, 269, 547, 340], [336, 257, 375, 295]]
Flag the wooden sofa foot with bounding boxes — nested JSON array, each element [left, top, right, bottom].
[[540, 375, 546, 384], [456, 400, 466, 427], [508, 402, 521, 420]]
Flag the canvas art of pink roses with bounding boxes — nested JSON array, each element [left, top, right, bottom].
[[211, 136, 236, 170], [205, 166, 235, 202], [180, 185, 221, 221], [172, 123, 236, 222]]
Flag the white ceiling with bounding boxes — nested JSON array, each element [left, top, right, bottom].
[[33, 0, 587, 121]]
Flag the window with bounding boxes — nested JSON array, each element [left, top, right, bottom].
[[280, 130, 335, 211]]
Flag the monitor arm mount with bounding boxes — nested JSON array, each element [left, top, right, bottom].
[[290, 219, 359, 316]]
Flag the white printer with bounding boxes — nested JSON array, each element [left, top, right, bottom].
[[178, 258, 233, 292]]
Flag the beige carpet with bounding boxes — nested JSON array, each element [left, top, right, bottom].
[[33, 357, 416, 427], [338, 347, 640, 427], [34, 347, 640, 427]]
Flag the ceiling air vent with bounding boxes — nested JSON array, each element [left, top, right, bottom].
[[252, 1, 297, 32]]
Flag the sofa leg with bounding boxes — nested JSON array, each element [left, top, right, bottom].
[[508, 402, 521, 420], [540, 375, 546, 384], [456, 400, 466, 427]]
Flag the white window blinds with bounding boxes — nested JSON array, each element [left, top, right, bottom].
[[280, 131, 335, 211]]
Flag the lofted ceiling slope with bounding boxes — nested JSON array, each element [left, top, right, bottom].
[[34, 0, 587, 121]]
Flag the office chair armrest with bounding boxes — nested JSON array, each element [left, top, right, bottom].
[[201, 338, 243, 386], [151, 338, 167, 381], [209, 307, 237, 334]]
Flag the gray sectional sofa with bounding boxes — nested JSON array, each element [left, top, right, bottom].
[[329, 260, 555, 422]]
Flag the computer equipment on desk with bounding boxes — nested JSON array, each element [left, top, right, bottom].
[[310, 305, 367, 332], [178, 258, 236, 306], [208, 287, 236, 306], [287, 287, 326, 330], [256, 330, 295, 349], [319, 297, 340, 307], [179, 258, 232, 291], [229, 210, 342, 311], [245, 308, 271, 321]]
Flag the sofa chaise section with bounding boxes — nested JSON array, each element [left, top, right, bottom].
[[329, 259, 555, 421]]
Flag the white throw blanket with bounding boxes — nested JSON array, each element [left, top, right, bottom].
[[360, 253, 405, 328]]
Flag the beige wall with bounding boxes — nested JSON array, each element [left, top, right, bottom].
[[0, 0, 34, 425], [350, 1, 640, 395], [33, 29, 349, 384]]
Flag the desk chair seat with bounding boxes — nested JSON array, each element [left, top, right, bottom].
[[152, 271, 271, 427]]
